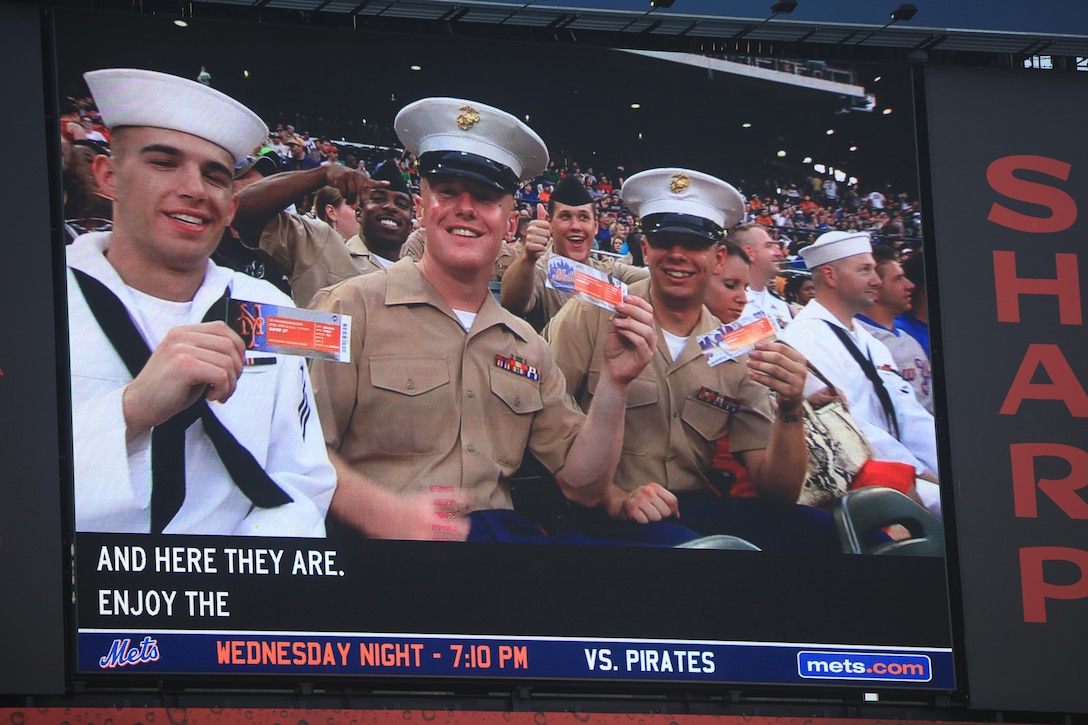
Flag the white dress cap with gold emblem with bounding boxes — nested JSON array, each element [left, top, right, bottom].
[[84, 68, 267, 164], [395, 97, 548, 192], [799, 230, 873, 269], [622, 167, 745, 234]]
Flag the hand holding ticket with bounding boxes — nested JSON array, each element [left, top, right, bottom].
[[229, 300, 352, 363], [546, 254, 628, 313], [696, 311, 778, 367]]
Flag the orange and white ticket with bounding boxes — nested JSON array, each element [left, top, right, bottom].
[[696, 312, 778, 366], [229, 300, 351, 363], [546, 255, 627, 313]]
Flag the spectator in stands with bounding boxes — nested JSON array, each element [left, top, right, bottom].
[[736, 224, 792, 330], [896, 250, 930, 357], [344, 162, 414, 266], [782, 271, 815, 316], [501, 176, 648, 332], [321, 144, 341, 166], [282, 136, 320, 173], [308, 97, 670, 543], [233, 162, 382, 306], [609, 220, 633, 260], [268, 131, 290, 160], [312, 185, 361, 241], [63, 140, 114, 242], [703, 240, 752, 326], [68, 68, 335, 535], [781, 231, 940, 515], [547, 168, 838, 551], [856, 245, 933, 414]]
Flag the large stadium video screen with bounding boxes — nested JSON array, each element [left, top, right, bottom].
[[56, 8, 953, 690]]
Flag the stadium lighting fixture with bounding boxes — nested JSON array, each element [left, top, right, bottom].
[[776, 150, 787, 157], [770, 0, 798, 13], [174, 19, 188, 27], [650, 0, 675, 7], [891, 4, 918, 21]]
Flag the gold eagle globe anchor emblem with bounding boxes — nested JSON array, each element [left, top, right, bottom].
[[456, 106, 481, 130], [669, 173, 691, 194]]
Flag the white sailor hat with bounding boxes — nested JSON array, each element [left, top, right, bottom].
[[799, 230, 873, 269], [84, 68, 267, 164], [395, 97, 548, 193], [621, 168, 745, 245]]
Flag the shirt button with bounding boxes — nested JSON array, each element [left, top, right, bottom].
[[467, 390, 475, 398], [406, 378, 415, 390], [514, 396, 522, 408], [467, 444, 477, 453]]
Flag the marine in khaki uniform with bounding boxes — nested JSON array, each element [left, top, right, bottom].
[[308, 97, 668, 542], [547, 168, 838, 551], [233, 162, 410, 306], [501, 175, 648, 332]]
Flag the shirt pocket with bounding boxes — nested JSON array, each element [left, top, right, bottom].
[[488, 367, 544, 468], [368, 355, 452, 454], [681, 396, 732, 444]]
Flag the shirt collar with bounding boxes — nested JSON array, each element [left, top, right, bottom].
[[856, 313, 899, 334], [383, 258, 529, 343], [68, 231, 233, 310]]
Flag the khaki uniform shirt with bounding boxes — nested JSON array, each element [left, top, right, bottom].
[[522, 249, 649, 332], [345, 233, 396, 273], [402, 228, 517, 283], [259, 212, 361, 307], [308, 258, 585, 512], [546, 278, 773, 494]]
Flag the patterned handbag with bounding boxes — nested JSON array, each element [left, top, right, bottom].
[[798, 362, 873, 508]]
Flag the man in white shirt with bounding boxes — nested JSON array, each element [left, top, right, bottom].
[[736, 224, 792, 330], [855, 244, 933, 414], [69, 69, 336, 535], [780, 231, 941, 515]]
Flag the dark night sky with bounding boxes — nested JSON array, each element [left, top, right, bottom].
[[53, 7, 918, 195]]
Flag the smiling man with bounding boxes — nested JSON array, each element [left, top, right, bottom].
[[232, 159, 394, 307], [347, 161, 414, 265], [307, 97, 663, 542], [546, 168, 838, 551], [501, 175, 648, 332], [68, 69, 335, 535]]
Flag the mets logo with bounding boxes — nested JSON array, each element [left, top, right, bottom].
[[99, 636, 161, 668], [456, 105, 481, 130], [549, 258, 576, 288]]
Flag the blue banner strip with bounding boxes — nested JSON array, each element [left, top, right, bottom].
[[80, 631, 953, 688]]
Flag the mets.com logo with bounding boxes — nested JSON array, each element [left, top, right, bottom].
[[99, 637, 161, 668], [797, 651, 931, 682]]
